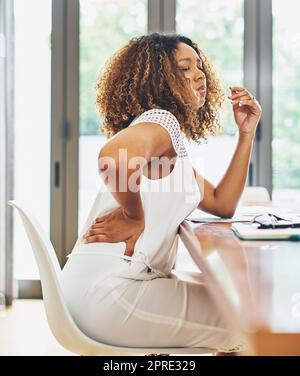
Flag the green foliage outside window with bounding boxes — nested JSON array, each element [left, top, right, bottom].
[[273, 4, 300, 189], [80, 0, 147, 136], [177, 0, 244, 136]]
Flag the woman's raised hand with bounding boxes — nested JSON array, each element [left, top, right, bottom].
[[82, 207, 145, 257], [228, 86, 262, 137]]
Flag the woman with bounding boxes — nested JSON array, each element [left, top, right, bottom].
[[60, 33, 261, 352]]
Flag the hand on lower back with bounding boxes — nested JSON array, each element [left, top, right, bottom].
[[82, 207, 145, 257]]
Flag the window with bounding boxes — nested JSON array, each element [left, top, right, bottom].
[[176, 0, 244, 185], [272, 0, 300, 208], [78, 0, 147, 231], [13, 0, 52, 279]]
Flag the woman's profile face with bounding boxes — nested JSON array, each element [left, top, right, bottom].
[[174, 42, 206, 109]]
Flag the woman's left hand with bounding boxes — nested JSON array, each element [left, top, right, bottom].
[[228, 86, 262, 137]]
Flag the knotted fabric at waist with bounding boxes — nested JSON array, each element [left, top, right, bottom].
[[67, 250, 169, 280]]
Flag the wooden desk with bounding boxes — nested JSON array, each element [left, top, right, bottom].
[[177, 221, 300, 355]]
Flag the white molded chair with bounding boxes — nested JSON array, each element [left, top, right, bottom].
[[8, 200, 215, 356], [240, 186, 271, 206]]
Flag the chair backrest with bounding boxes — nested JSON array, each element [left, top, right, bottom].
[[9, 201, 62, 277], [240, 186, 271, 205], [7, 200, 105, 354]]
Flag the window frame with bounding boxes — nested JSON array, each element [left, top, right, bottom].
[[0, 0, 15, 305], [244, 0, 273, 196]]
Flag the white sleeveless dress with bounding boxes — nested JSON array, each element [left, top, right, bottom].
[[60, 109, 241, 351]]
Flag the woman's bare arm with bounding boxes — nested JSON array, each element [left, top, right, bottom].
[[194, 133, 254, 218], [194, 85, 261, 218], [98, 122, 174, 219]]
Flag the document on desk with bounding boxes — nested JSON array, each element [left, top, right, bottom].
[[187, 215, 251, 223], [186, 206, 300, 223], [232, 222, 300, 241], [186, 206, 265, 223]]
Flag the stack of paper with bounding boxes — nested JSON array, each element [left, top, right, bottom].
[[186, 206, 267, 223]]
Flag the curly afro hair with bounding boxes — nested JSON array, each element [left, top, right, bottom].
[[95, 32, 225, 142]]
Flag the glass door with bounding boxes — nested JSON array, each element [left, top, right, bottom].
[[272, 0, 300, 209], [78, 0, 147, 231], [13, 0, 52, 284], [176, 0, 244, 185]]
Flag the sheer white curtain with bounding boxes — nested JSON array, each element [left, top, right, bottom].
[[0, 0, 14, 306]]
